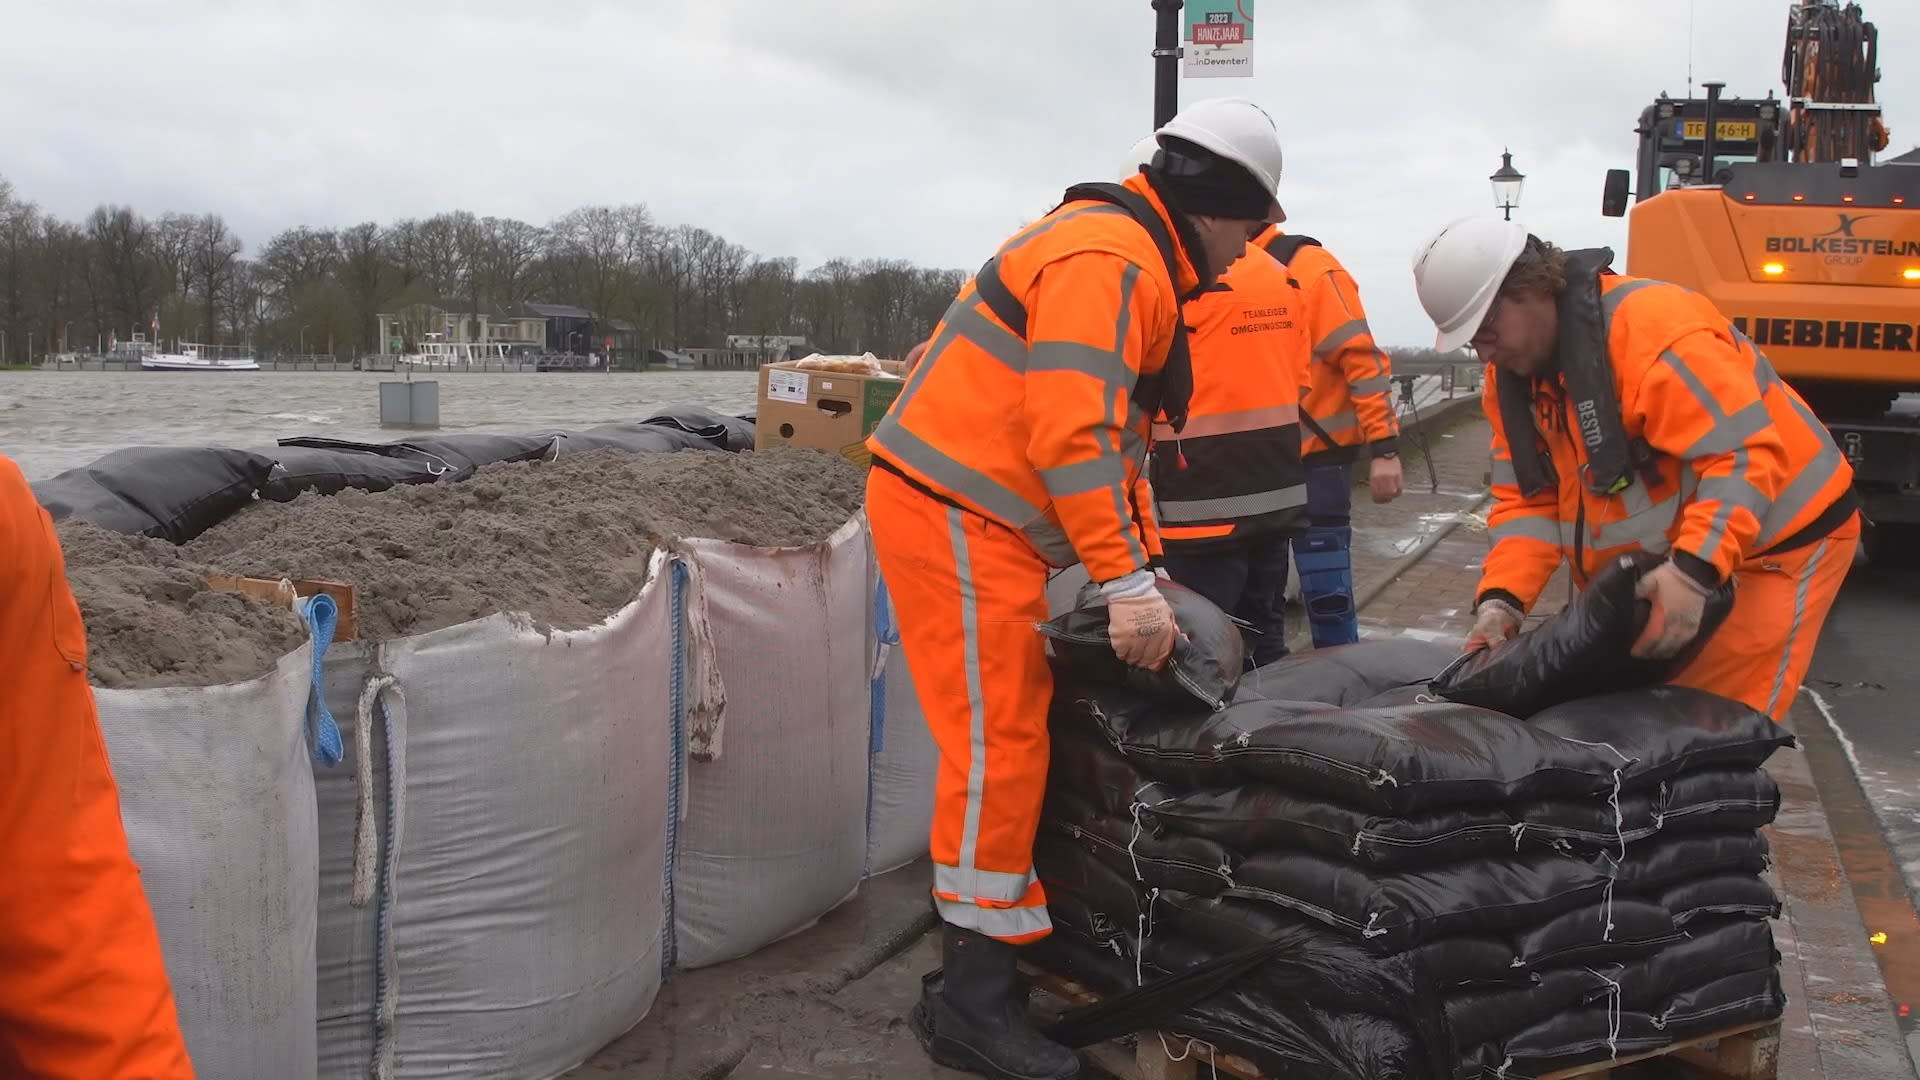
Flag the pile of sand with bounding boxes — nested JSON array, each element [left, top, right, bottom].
[[60, 524, 311, 691], [60, 447, 866, 689]]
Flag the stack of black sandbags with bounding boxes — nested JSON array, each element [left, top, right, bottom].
[[1031, 559, 1791, 1080]]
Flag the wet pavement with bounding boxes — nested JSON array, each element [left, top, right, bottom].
[[1800, 554, 1920, 1074]]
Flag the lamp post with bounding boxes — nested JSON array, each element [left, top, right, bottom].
[[1490, 149, 1525, 221]]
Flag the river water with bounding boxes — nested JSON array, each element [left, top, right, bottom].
[[0, 370, 764, 481]]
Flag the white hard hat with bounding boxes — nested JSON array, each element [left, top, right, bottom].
[[1119, 135, 1160, 182], [1411, 216, 1530, 352], [1155, 98, 1285, 222]]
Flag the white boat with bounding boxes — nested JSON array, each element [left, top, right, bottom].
[[397, 336, 514, 369], [140, 343, 260, 372]]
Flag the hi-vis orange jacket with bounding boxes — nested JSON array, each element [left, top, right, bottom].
[[1150, 241, 1310, 549], [1479, 268, 1859, 612], [1257, 227, 1401, 464], [867, 174, 1199, 584], [1, 454, 195, 1078]]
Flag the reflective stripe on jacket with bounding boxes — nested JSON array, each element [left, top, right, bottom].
[[1259, 227, 1400, 463], [866, 174, 1199, 583], [1150, 240, 1310, 548], [1481, 274, 1857, 609]]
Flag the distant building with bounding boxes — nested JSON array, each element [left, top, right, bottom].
[[684, 334, 812, 370], [376, 300, 545, 355]]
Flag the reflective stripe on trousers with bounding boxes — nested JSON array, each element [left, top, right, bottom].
[[864, 466, 1054, 944]]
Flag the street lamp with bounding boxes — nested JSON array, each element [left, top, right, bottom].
[[1490, 149, 1525, 221]]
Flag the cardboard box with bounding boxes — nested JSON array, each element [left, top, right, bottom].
[[754, 358, 907, 465]]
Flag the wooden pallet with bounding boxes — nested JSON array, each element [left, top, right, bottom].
[[1020, 964, 1780, 1080], [205, 573, 359, 641]]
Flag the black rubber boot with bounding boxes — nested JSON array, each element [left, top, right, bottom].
[[911, 924, 1081, 1080]]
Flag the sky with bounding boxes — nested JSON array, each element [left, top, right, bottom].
[[3, 0, 1917, 348]]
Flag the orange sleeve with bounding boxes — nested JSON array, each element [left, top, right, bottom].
[[1307, 267, 1400, 447], [1478, 377, 1565, 611], [1020, 251, 1167, 584], [1625, 328, 1792, 583], [1132, 471, 1164, 562]]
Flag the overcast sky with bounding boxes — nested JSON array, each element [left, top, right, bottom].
[[4, 0, 1916, 347]]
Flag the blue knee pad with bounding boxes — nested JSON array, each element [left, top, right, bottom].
[[1295, 524, 1358, 648]]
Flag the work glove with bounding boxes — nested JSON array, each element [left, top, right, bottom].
[[1102, 571, 1178, 671], [1369, 455, 1405, 504], [1629, 559, 1712, 660], [1463, 597, 1522, 652]]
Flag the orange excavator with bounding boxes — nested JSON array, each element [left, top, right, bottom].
[[1601, 0, 1920, 561]]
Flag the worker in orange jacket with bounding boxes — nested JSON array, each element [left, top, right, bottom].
[[0, 453, 196, 1078], [1258, 229, 1405, 647], [1114, 136, 1311, 667], [1412, 218, 1861, 720], [868, 98, 1286, 1080]]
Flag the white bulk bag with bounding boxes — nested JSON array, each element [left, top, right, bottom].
[[864, 571, 937, 877], [671, 516, 872, 970], [97, 643, 320, 1080], [313, 553, 673, 1080]]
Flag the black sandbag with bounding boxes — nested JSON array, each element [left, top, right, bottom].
[[1144, 786, 1522, 869], [274, 434, 484, 480], [1060, 686, 1623, 816], [642, 404, 756, 451], [1042, 790, 1237, 897], [1031, 922, 1438, 1080], [256, 444, 447, 502], [1614, 917, 1777, 1011], [1240, 638, 1460, 706], [32, 445, 281, 543], [1046, 719, 1181, 819], [1508, 897, 1682, 971], [1034, 831, 1153, 952], [1429, 549, 1735, 719], [1529, 686, 1795, 790], [1353, 684, 1435, 708], [1149, 783, 1676, 870], [1614, 832, 1772, 896], [1161, 889, 1675, 992], [547, 422, 718, 455], [1230, 847, 1615, 953], [1654, 767, 1781, 834], [1456, 966, 1784, 1079], [1038, 578, 1246, 710], [1659, 874, 1781, 925], [1444, 967, 1604, 1058], [1147, 892, 1437, 1012]]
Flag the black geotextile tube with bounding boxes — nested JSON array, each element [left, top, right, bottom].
[[1038, 577, 1247, 710], [1428, 549, 1735, 719], [31, 445, 281, 543]]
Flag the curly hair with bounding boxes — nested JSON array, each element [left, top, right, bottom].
[[1499, 236, 1569, 296]]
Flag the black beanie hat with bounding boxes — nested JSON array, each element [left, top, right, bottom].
[[1146, 135, 1273, 221]]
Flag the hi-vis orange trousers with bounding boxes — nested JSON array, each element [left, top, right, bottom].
[[0, 455, 195, 1078], [1669, 513, 1862, 721], [867, 466, 1055, 944]]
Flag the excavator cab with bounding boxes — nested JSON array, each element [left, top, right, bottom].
[[1602, 92, 1783, 215]]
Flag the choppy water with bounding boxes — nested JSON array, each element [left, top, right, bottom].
[[0, 370, 763, 481]]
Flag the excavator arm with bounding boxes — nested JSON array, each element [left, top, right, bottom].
[[1781, 0, 1891, 163]]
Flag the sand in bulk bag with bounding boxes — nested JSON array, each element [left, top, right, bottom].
[[95, 629, 324, 1080], [672, 515, 872, 969], [865, 565, 939, 876], [311, 554, 673, 1080]]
